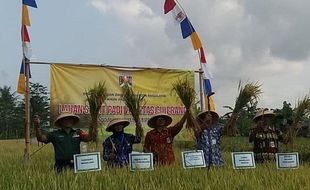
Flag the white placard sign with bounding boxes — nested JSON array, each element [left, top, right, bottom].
[[231, 152, 256, 169], [276, 153, 299, 169], [74, 152, 101, 173], [182, 150, 206, 169], [129, 153, 153, 171]]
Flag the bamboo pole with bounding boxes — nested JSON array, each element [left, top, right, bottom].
[[23, 57, 31, 163], [198, 68, 204, 111], [29, 61, 201, 73]]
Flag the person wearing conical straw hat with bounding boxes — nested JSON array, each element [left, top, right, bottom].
[[195, 110, 224, 167], [33, 112, 90, 172], [249, 108, 283, 163], [143, 110, 189, 165], [103, 119, 141, 167]]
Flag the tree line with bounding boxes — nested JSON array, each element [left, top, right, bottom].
[[0, 83, 49, 139], [0, 82, 309, 140]]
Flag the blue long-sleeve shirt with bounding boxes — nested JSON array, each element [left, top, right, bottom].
[[197, 124, 224, 167], [103, 132, 141, 167]]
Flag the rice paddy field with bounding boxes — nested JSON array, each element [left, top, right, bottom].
[[1, 129, 309, 190]]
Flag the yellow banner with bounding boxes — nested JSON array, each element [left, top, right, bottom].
[[50, 64, 194, 127]]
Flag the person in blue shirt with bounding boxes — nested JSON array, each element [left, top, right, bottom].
[[103, 119, 141, 167], [195, 110, 224, 167]]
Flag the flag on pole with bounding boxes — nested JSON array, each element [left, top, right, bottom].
[[200, 47, 207, 63], [21, 25, 30, 42], [199, 47, 215, 111], [171, 3, 186, 23], [164, 0, 176, 14], [17, 62, 26, 94], [23, 42, 32, 60], [180, 17, 195, 39], [22, 5, 30, 26], [163, 1, 215, 110], [190, 32, 202, 50], [204, 95, 215, 111], [22, 0, 37, 8]]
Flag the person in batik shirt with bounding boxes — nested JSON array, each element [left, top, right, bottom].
[[195, 110, 224, 167], [103, 119, 141, 167], [249, 109, 283, 163], [143, 110, 188, 165]]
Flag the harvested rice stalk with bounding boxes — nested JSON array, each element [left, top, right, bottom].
[[122, 86, 146, 138], [85, 82, 108, 145], [172, 77, 201, 134]]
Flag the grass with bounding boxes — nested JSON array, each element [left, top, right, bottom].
[[0, 128, 310, 190]]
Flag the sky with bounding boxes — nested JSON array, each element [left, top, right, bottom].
[[1, 0, 309, 116]]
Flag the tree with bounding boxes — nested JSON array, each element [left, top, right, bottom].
[[0, 86, 24, 139], [236, 102, 258, 136], [273, 101, 294, 133], [29, 82, 50, 128]]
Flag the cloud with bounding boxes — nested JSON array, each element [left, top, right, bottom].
[[1, 0, 307, 115], [88, 0, 310, 115], [90, 0, 154, 21]]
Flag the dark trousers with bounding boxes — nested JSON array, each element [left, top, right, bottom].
[[54, 160, 74, 173]]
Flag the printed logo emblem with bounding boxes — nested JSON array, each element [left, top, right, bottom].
[[119, 74, 132, 88]]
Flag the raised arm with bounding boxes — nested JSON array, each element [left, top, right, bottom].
[[169, 110, 189, 137], [33, 115, 49, 143]]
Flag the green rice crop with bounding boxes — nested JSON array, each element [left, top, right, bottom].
[[0, 131, 309, 190]]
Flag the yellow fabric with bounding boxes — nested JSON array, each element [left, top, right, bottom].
[[22, 5, 30, 26], [50, 64, 194, 127], [17, 73, 25, 94], [190, 32, 202, 50], [204, 95, 215, 112]]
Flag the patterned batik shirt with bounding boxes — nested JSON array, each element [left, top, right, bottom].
[[143, 123, 183, 165], [103, 132, 141, 167], [249, 126, 283, 163], [197, 124, 224, 167]]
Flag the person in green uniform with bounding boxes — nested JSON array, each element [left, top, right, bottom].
[[33, 113, 90, 172]]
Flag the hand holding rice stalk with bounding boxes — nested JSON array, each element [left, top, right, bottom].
[[85, 82, 108, 144], [172, 77, 201, 134], [122, 86, 146, 138]]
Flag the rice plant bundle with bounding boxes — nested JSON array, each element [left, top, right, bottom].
[[284, 95, 310, 145], [85, 82, 108, 143], [172, 77, 200, 133], [122, 86, 146, 138], [226, 81, 262, 136]]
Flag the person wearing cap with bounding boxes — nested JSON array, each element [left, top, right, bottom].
[[249, 109, 283, 163], [103, 119, 141, 167], [33, 113, 89, 172], [143, 110, 189, 165], [195, 110, 224, 167]]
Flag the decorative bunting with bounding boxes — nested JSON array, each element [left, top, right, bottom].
[[163, 1, 216, 110], [164, 0, 176, 14], [21, 25, 30, 42], [180, 17, 195, 39], [17, 62, 26, 94], [204, 95, 216, 111], [23, 42, 32, 59], [199, 47, 207, 63], [22, 5, 30, 26], [190, 32, 202, 50], [22, 0, 37, 8], [171, 4, 186, 23]]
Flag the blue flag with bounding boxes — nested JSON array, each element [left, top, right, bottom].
[[180, 17, 195, 39], [23, 0, 37, 8], [204, 79, 212, 96]]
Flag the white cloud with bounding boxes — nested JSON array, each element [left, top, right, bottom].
[[91, 0, 153, 22]]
